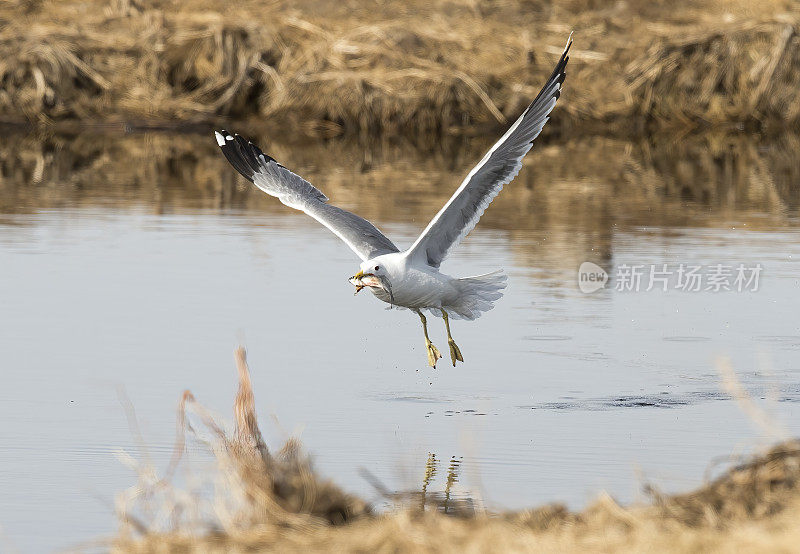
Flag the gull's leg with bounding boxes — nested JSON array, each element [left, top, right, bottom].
[[440, 308, 464, 367], [414, 309, 441, 368]]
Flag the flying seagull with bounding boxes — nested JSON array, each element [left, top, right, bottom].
[[215, 34, 572, 368]]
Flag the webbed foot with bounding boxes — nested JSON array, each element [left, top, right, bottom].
[[425, 339, 442, 368], [447, 339, 464, 367]]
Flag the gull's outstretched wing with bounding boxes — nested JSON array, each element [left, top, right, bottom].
[[215, 131, 399, 261], [406, 34, 572, 268]]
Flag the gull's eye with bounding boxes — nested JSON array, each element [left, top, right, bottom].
[[374, 266, 380, 271]]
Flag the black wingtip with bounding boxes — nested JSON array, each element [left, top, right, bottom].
[[555, 32, 572, 81], [214, 130, 284, 183], [526, 33, 572, 109], [551, 32, 573, 85], [215, 130, 255, 182]]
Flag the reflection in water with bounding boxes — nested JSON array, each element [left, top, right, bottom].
[[443, 456, 464, 515], [1, 130, 798, 274], [0, 128, 799, 552], [417, 453, 471, 516], [421, 452, 437, 507], [365, 452, 473, 516]]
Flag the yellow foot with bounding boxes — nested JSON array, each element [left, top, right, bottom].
[[425, 339, 442, 368], [447, 339, 464, 367]]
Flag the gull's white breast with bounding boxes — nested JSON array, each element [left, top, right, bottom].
[[371, 263, 457, 309]]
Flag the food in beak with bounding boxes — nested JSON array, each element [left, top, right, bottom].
[[349, 276, 366, 293], [349, 273, 383, 294]]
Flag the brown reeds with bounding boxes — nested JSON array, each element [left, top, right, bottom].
[[114, 346, 369, 547], [625, 18, 800, 130], [112, 347, 800, 552], [1, 0, 798, 136]]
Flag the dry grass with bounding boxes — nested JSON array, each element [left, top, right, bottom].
[[113, 348, 370, 547], [1, 0, 799, 136], [110, 346, 800, 553]]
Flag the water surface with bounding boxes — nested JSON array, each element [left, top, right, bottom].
[[1, 130, 799, 551]]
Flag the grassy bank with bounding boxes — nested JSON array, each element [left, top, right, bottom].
[[2, 0, 799, 136], [111, 348, 800, 553]]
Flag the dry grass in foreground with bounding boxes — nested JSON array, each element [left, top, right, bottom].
[[111, 347, 800, 553], [2, 0, 799, 136]]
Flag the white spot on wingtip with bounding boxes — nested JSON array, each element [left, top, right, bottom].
[[226, 135, 234, 140], [214, 131, 225, 146]]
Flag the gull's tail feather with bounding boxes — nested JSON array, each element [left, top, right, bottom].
[[444, 270, 508, 320]]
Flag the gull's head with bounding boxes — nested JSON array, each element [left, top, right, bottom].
[[349, 258, 391, 295]]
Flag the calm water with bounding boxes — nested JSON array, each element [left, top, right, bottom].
[[1, 130, 799, 551]]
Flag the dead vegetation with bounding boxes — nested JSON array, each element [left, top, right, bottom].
[[1, 0, 799, 136], [625, 17, 800, 129], [111, 346, 800, 553], [114, 348, 370, 548]]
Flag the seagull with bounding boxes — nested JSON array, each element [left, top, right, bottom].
[[215, 34, 571, 368]]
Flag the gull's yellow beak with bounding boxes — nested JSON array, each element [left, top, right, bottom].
[[352, 270, 365, 280]]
